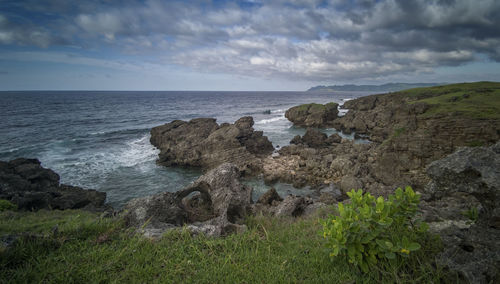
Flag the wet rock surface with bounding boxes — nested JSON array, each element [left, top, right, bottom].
[[285, 102, 338, 127], [0, 158, 108, 211], [150, 117, 274, 174]]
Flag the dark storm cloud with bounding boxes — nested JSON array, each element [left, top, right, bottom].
[[1, 0, 499, 81]]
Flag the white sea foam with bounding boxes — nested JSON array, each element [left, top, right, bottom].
[[41, 133, 159, 189], [119, 134, 159, 169], [338, 108, 349, 116], [271, 108, 286, 114], [255, 116, 287, 125]]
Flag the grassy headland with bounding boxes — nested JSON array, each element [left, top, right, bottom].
[[403, 81, 500, 119], [0, 208, 444, 283]]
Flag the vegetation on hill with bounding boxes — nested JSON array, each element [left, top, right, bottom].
[[307, 83, 440, 92], [403, 81, 500, 119]]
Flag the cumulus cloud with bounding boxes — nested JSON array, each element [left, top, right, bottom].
[[1, 0, 499, 82]]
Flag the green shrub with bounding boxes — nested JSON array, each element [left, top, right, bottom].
[[0, 199, 17, 212], [322, 187, 428, 272], [462, 206, 479, 224]]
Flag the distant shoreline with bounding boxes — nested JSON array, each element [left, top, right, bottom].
[[307, 82, 443, 92]]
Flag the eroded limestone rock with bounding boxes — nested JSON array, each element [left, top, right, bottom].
[[123, 163, 253, 237], [150, 117, 274, 174]]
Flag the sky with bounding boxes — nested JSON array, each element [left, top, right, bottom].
[[0, 0, 499, 91]]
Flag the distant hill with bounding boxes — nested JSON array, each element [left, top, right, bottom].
[[307, 83, 443, 92]]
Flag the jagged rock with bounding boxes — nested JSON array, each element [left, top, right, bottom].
[[257, 188, 283, 205], [122, 163, 253, 238], [326, 133, 342, 144], [274, 195, 312, 217], [423, 143, 500, 283], [289, 129, 342, 149], [285, 103, 339, 127], [150, 117, 274, 174], [290, 135, 302, 145], [301, 129, 328, 148], [339, 175, 362, 193], [318, 184, 343, 204], [425, 142, 500, 211], [0, 158, 108, 211]]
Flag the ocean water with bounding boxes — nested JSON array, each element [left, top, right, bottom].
[[0, 91, 370, 208]]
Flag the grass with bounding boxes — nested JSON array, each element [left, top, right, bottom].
[[0, 208, 445, 283], [393, 127, 407, 138], [401, 81, 500, 119]]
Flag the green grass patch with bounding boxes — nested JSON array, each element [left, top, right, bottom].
[[402, 81, 500, 119], [0, 200, 17, 212], [1, 209, 444, 283], [393, 127, 407, 138]]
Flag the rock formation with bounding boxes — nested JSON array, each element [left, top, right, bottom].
[[285, 102, 338, 127], [150, 116, 274, 174], [420, 142, 500, 283], [123, 163, 253, 238], [123, 163, 327, 238], [0, 158, 108, 211], [331, 88, 499, 190], [269, 84, 500, 196]]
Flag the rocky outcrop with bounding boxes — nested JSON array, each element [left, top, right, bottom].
[[123, 163, 253, 238], [252, 188, 326, 218], [123, 163, 329, 238], [261, 138, 394, 197], [290, 129, 342, 148], [150, 117, 274, 174], [285, 103, 338, 127], [0, 158, 108, 211], [256, 187, 283, 205], [331, 89, 499, 191], [270, 84, 500, 196], [421, 143, 500, 283]]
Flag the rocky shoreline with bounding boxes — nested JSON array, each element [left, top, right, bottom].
[[1, 83, 499, 282], [144, 83, 499, 282], [0, 158, 109, 212]]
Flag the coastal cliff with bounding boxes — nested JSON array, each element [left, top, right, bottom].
[[274, 82, 500, 195]]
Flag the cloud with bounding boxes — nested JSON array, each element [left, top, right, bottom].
[[1, 0, 499, 82], [0, 14, 55, 47]]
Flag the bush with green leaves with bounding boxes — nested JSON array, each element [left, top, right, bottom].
[[0, 199, 17, 212], [322, 187, 428, 272]]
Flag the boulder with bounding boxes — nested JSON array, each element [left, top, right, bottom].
[[150, 117, 274, 173], [423, 143, 500, 283], [288, 129, 341, 149], [326, 133, 342, 144], [285, 103, 339, 127], [123, 163, 253, 238], [339, 175, 362, 193], [0, 158, 107, 211], [273, 195, 313, 217], [318, 184, 343, 204], [301, 129, 328, 148], [257, 188, 283, 205]]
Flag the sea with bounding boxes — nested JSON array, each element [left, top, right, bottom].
[[0, 91, 371, 208]]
